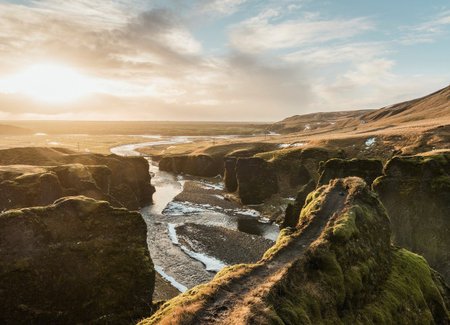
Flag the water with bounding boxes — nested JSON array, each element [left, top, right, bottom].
[[111, 135, 279, 291]]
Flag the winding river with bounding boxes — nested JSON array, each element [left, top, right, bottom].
[[111, 136, 279, 292]]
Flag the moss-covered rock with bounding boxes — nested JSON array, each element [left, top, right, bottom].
[[224, 157, 238, 192], [256, 147, 342, 198], [159, 154, 222, 177], [0, 196, 155, 324], [0, 147, 155, 210], [281, 180, 315, 229], [0, 164, 119, 212], [318, 158, 383, 186], [261, 147, 335, 187], [140, 178, 449, 325], [235, 157, 278, 204], [373, 153, 450, 283]]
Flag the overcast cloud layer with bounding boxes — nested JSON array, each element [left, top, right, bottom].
[[0, 0, 449, 121]]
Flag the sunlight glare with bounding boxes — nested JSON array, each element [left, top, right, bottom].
[[1, 63, 93, 103]]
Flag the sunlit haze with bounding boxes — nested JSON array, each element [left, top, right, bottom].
[[0, 64, 93, 103], [0, 0, 448, 121]]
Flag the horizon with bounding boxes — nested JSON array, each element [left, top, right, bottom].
[[0, 0, 449, 121], [0, 82, 447, 123]]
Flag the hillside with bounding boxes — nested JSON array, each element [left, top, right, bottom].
[[361, 85, 450, 126], [268, 110, 372, 134], [269, 85, 450, 134]]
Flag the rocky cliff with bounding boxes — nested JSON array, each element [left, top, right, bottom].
[[235, 157, 279, 204], [223, 147, 340, 205], [373, 153, 450, 284], [141, 178, 449, 324], [281, 180, 315, 229], [158, 143, 279, 178], [159, 154, 222, 177], [0, 147, 155, 210], [0, 196, 155, 324], [0, 164, 117, 212], [318, 158, 383, 186]]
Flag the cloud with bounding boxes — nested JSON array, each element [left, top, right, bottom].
[[0, 0, 447, 121], [312, 59, 447, 111], [229, 9, 374, 53], [0, 2, 203, 79], [400, 10, 450, 45], [283, 42, 387, 65], [199, 0, 248, 15]]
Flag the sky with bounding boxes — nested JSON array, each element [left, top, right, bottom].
[[0, 0, 449, 121]]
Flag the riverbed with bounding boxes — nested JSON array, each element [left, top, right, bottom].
[[111, 135, 279, 293]]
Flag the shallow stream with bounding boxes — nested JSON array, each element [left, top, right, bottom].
[[111, 136, 279, 292]]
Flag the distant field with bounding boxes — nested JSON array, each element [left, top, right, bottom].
[[0, 121, 270, 154], [0, 134, 153, 154], [3, 120, 269, 136]]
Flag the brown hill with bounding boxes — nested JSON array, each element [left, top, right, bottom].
[[268, 110, 372, 134], [361, 85, 450, 125], [270, 85, 450, 134]]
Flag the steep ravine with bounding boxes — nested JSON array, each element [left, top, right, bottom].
[[111, 136, 280, 293]]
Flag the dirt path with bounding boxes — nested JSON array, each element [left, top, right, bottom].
[[193, 182, 348, 324]]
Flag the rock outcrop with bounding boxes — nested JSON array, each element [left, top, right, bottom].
[[373, 153, 450, 283], [0, 196, 155, 324], [0, 164, 117, 212], [141, 178, 449, 324], [158, 143, 279, 179], [225, 147, 339, 205], [235, 157, 278, 204], [281, 180, 315, 229], [224, 157, 238, 192], [318, 158, 383, 186], [267, 147, 335, 192], [159, 154, 222, 177], [0, 147, 154, 210]]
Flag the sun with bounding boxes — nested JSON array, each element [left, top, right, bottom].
[[2, 63, 93, 103]]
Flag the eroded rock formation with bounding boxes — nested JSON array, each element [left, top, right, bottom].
[[318, 158, 383, 186], [0, 196, 155, 324], [0, 147, 154, 210], [0, 164, 116, 212], [281, 180, 315, 229], [373, 153, 450, 283], [224, 157, 238, 192], [159, 154, 222, 177], [235, 157, 278, 204]]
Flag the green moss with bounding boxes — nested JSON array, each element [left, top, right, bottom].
[[356, 248, 449, 324], [262, 229, 293, 260], [298, 186, 326, 223], [330, 209, 359, 241], [431, 175, 450, 191]]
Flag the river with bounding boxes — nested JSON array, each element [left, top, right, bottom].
[[111, 136, 279, 293]]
